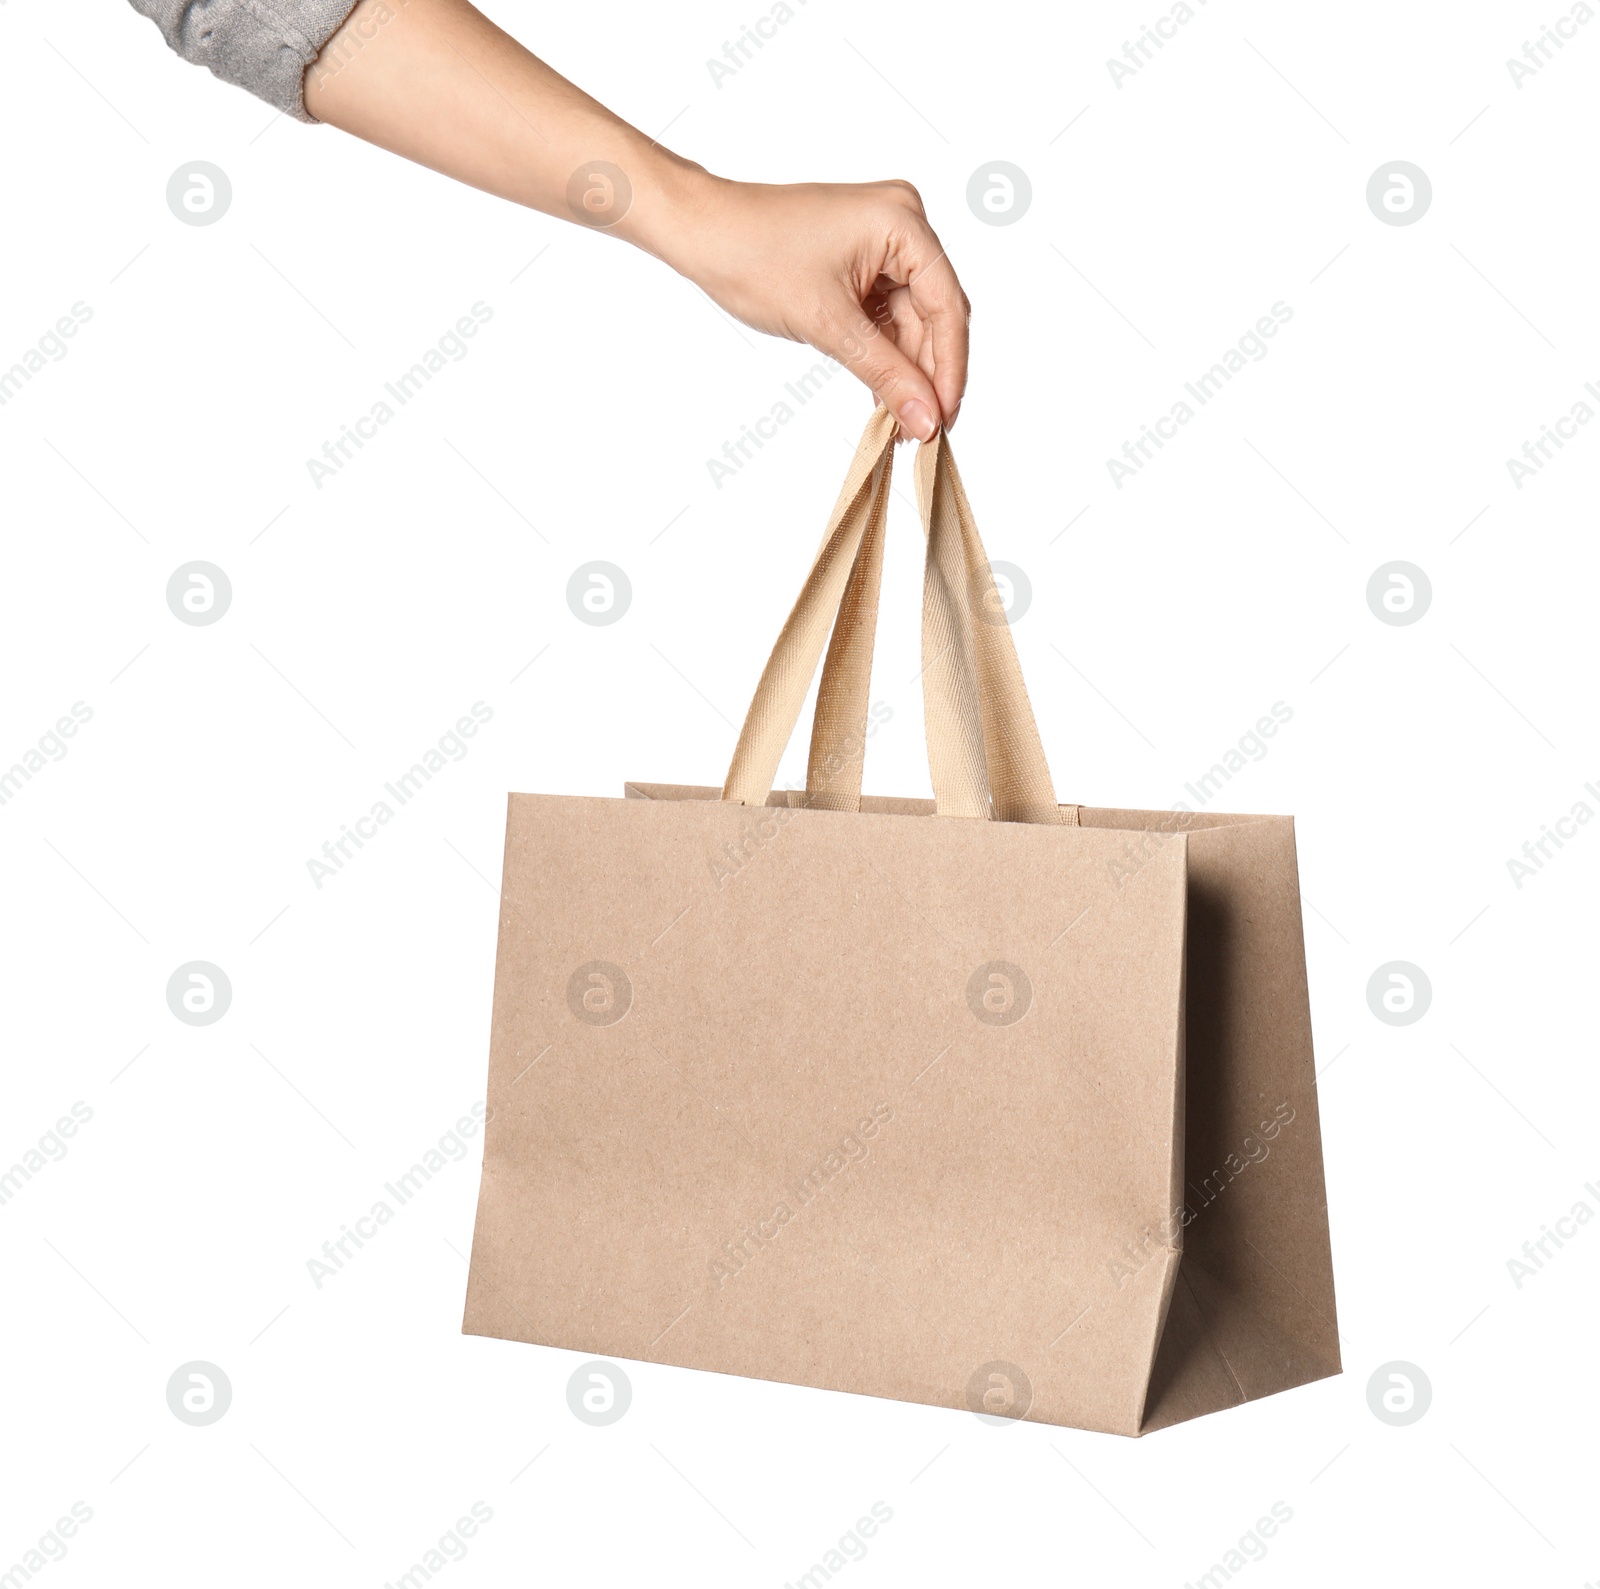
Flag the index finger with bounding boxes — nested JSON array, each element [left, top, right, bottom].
[[903, 222, 970, 427]]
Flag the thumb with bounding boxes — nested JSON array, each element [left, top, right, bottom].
[[815, 298, 941, 441]]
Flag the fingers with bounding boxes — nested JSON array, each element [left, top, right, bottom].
[[815, 293, 943, 442], [877, 284, 933, 385], [687, 176, 970, 441], [868, 184, 970, 429], [901, 224, 969, 429], [812, 185, 969, 441]]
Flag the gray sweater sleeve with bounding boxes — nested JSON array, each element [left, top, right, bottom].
[[128, 0, 362, 122]]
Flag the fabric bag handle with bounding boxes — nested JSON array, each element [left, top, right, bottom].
[[722, 407, 1064, 825]]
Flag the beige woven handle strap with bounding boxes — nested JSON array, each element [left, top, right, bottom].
[[722, 409, 1063, 825], [914, 433, 1063, 825], [722, 407, 897, 809]]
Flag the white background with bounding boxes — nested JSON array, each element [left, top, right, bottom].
[[2, 1, 1598, 1585]]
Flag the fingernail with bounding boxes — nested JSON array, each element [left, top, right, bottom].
[[947, 401, 961, 431], [898, 398, 937, 442]]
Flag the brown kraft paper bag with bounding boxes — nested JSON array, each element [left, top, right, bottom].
[[463, 407, 1340, 1435]]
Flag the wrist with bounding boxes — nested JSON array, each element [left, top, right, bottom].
[[613, 152, 733, 281]]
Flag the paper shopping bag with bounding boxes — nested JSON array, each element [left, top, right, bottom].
[[462, 408, 1340, 1434]]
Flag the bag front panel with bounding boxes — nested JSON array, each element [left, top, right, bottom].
[[464, 790, 1187, 1435]]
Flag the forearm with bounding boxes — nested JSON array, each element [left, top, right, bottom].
[[131, 0, 967, 432], [303, 0, 712, 269], [288, 0, 963, 433]]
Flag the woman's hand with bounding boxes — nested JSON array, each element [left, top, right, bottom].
[[304, 0, 968, 439], [659, 177, 968, 441]]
